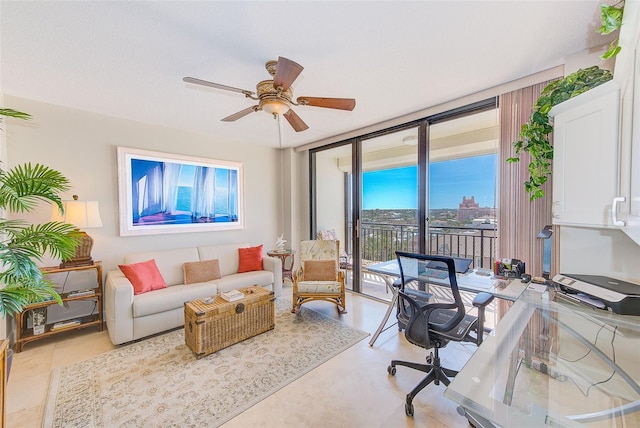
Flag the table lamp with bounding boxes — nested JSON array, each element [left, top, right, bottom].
[[52, 195, 103, 268]]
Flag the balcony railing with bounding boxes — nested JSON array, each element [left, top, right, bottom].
[[358, 222, 497, 269]]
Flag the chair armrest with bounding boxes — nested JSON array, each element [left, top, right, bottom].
[[471, 292, 494, 346], [472, 292, 494, 308]]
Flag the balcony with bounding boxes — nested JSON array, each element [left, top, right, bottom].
[[358, 221, 496, 269], [347, 221, 497, 302]]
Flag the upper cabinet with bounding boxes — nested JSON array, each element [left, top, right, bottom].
[[550, 0, 640, 244], [614, 0, 640, 245], [550, 80, 620, 228]]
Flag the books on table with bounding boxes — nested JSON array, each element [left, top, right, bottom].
[[51, 318, 82, 331], [220, 290, 244, 302], [67, 288, 95, 298]]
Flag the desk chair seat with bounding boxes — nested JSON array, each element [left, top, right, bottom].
[[388, 252, 494, 417]]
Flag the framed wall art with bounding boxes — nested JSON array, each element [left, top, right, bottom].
[[117, 147, 245, 236]]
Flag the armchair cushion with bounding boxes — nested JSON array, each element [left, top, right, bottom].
[[303, 260, 337, 281], [297, 280, 343, 294], [183, 259, 221, 284]]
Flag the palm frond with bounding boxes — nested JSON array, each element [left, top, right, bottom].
[[0, 109, 31, 120], [0, 163, 70, 213]]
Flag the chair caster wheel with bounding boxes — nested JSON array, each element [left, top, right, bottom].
[[405, 401, 414, 417], [387, 365, 396, 376]]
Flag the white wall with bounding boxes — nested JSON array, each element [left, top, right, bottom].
[[4, 96, 282, 277]]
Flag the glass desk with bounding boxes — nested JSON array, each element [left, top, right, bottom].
[[445, 288, 640, 427]]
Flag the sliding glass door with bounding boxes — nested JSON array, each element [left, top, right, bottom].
[[359, 126, 421, 300], [427, 108, 498, 269], [311, 99, 498, 301]]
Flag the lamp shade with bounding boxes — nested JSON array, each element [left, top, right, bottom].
[[52, 199, 103, 229], [52, 195, 102, 268]]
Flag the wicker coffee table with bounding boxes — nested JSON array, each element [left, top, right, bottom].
[[184, 285, 275, 358]]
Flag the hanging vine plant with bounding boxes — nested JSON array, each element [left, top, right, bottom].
[[506, 66, 613, 200], [598, 1, 625, 59], [507, 1, 624, 201]]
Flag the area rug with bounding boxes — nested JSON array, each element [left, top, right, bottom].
[[42, 298, 369, 427]]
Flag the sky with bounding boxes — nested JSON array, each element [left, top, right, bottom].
[[362, 154, 497, 209]]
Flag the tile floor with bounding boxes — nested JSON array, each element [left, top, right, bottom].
[[7, 284, 478, 428]]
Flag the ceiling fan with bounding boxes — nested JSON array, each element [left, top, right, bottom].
[[183, 57, 356, 132]]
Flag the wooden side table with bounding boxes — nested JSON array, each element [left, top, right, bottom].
[[267, 250, 295, 282], [15, 261, 103, 352]]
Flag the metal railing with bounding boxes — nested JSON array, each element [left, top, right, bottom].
[[359, 222, 497, 269]]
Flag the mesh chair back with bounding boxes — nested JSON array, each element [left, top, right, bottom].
[[395, 252, 466, 336]]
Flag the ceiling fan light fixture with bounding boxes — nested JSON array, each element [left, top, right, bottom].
[[262, 99, 290, 115]]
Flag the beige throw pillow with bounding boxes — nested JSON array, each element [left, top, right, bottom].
[[183, 259, 222, 284], [303, 260, 337, 281]]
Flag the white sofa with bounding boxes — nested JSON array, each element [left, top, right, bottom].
[[104, 243, 282, 345]]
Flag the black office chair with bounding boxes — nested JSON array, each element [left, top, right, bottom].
[[388, 252, 494, 417]]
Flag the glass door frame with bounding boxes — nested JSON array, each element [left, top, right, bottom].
[[309, 97, 498, 296]]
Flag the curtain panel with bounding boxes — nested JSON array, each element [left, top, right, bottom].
[[498, 80, 556, 278]]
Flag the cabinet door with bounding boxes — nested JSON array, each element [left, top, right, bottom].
[[551, 81, 620, 227], [616, 0, 640, 245]]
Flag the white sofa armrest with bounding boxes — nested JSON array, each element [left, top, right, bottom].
[[263, 256, 282, 297], [105, 270, 135, 345]]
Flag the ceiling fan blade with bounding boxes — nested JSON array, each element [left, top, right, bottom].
[[283, 109, 309, 132], [273, 57, 303, 91], [221, 105, 259, 122], [297, 97, 356, 111], [183, 77, 254, 95]]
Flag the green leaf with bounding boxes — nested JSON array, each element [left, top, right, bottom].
[[0, 109, 31, 120]]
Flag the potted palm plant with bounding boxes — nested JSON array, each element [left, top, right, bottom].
[[0, 108, 80, 377], [0, 109, 80, 317]]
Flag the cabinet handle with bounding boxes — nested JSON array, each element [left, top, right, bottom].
[[612, 196, 626, 227]]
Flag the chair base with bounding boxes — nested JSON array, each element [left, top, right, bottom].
[[291, 296, 347, 314], [388, 348, 457, 417]]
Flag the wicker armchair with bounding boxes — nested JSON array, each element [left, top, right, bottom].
[[292, 240, 347, 314]]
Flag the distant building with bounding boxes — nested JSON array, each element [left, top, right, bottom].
[[457, 196, 495, 221]]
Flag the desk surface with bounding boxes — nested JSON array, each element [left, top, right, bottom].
[[445, 289, 640, 427], [366, 259, 526, 301]]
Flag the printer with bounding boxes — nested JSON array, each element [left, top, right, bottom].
[[553, 274, 640, 316]]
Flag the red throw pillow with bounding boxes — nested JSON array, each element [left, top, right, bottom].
[[119, 259, 167, 295], [238, 245, 264, 273]]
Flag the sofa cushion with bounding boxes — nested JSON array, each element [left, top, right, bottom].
[[119, 259, 167, 295], [214, 271, 274, 294], [303, 260, 337, 281], [183, 259, 221, 284], [132, 282, 218, 318], [125, 247, 200, 286], [198, 243, 247, 277], [238, 245, 264, 273]]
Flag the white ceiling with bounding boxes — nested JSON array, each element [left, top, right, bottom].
[[0, 1, 614, 149]]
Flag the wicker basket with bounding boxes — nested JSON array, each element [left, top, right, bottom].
[[184, 285, 275, 358]]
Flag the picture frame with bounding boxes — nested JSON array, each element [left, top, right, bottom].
[[117, 147, 245, 236]]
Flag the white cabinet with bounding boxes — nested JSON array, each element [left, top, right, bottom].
[[549, 80, 620, 227], [614, 0, 640, 245]]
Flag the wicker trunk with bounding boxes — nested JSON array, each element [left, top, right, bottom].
[[184, 285, 275, 358]]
